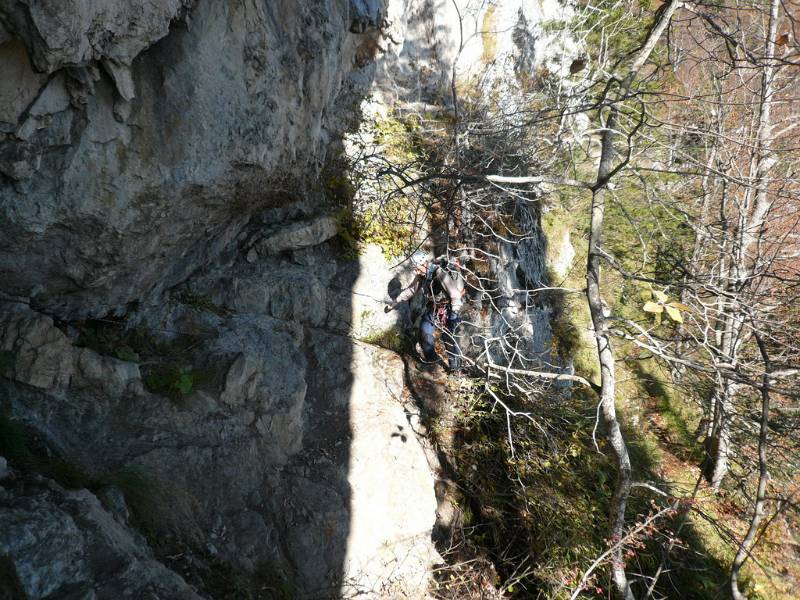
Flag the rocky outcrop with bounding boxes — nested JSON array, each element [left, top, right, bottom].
[[0, 0, 378, 320], [0, 232, 440, 598], [0, 0, 577, 597], [373, 0, 582, 103], [0, 1, 193, 78], [0, 472, 200, 600]]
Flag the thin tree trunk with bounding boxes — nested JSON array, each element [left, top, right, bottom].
[[730, 334, 772, 599], [588, 106, 635, 600], [584, 4, 682, 596], [705, 382, 734, 490], [703, 0, 780, 490]]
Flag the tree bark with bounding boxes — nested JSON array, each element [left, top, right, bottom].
[[730, 334, 773, 599], [584, 3, 683, 596], [703, 0, 780, 490]]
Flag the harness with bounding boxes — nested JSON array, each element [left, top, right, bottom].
[[423, 264, 453, 329], [434, 305, 449, 329]]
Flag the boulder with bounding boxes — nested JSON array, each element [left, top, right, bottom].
[[0, 305, 75, 392]]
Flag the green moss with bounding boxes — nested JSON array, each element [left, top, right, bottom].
[[360, 326, 410, 354], [373, 116, 420, 164], [324, 172, 356, 206], [334, 206, 363, 261], [541, 202, 601, 385], [358, 201, 417, 259], [143, 367, 195, 398], [112, 345, 140, 363]]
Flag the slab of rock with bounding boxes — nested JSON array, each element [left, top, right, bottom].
[[341, 341, 441, 598], [252, 215, 341, 256], [0, 305, 75, 392], [278, 330, 441, 598], [0, 475, 201, 600]]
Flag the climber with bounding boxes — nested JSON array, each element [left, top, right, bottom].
[[385, 251, 464, 372]]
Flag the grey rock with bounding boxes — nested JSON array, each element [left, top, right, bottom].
[[219, 353, 258, 407], [0, 476, 201, 600], [95, 485, 130, 525], [0, 283, 441, 597], [74, 348, 145, 398], [253, 215, 341, 255], [100, 58, 135, 101], [0, 0, 193, 74], [0, 456, 8, 479], [28, 73, 71, 116], [0, 39, 47, 124], [283, 333, 440, 597], [350, 0, 383, 33], [0, 0, 376, 320], [221, 511, 282, 573], [0, 305, 75, 391]]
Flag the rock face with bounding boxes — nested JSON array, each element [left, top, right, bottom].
[[0, 0, 449, 594], [0, 0, 373, 319], [0, 235, 440, 598], [373, 0, 581, 103], [0, 474, 200, 600]]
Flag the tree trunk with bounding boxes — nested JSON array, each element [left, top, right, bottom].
[[730, 334, 772, 600], [584, 3, 682, 596], [588, 107, 635, 600], [704, 383, 734, 490], [702, 0, 780, 491]]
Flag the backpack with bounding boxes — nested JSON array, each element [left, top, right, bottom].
[[424, 256, 466, 302]]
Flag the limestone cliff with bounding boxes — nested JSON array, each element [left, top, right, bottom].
[[0, 1, 575, 598]]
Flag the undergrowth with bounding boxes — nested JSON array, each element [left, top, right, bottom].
[[424, 380, 618, 598], [73, 318, 221, 400]]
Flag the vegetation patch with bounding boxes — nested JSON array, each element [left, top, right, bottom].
[[73, 318, 220, 401], [76, 319, 141, 363], [424, 381, 618, 598], [360, 325, 411, 354], [143, 367, 195, 398], [541, 202, 600, 384]]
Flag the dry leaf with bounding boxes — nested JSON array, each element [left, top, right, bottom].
[[643, 301, 664, 313], [665, 305, 683, 323]]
